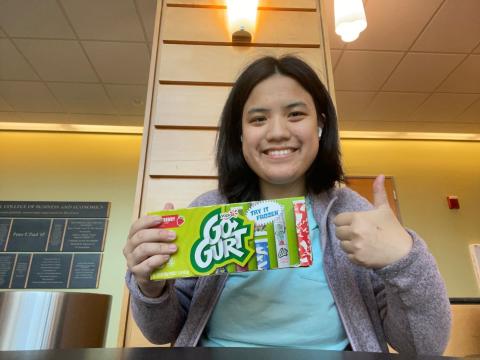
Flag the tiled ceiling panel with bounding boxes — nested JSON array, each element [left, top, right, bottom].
[[439, 55, 480, 93], [330, 50, 342, 69], [411, 93, 479, 122], [0, 81, 62, 112], [60, 0, 145, 41], [48, 83, 116, 114], [0, 0, 479, 133], [0, 0, 75, 39], [328, 0, 480, 134], [456, 99, 480, 123], [0, 0, 153, 126], [135, 0, 157, 44], [364, 92, 429, 121], [0, 39, 39, 81], [17, 112, 72, 124], [14, 39, 98, 82], [335, 91, 377, 121], [69, 114, 144, 126], [0, 96, 14, 112], [0, 112, 23, 122], [334, 50, 403, 91], [82, 41, 150, 84], [347, 0, 443, 51], [412, 0, 480, 53], [105, 84, 148, 115], [383, 53, 465, 92]]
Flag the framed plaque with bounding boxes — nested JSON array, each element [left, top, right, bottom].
[[0, 201, 110, 289]]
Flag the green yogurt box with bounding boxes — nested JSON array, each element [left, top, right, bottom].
[[149, 197, 313, 280]]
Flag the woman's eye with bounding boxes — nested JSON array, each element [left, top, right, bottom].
[[250, 117, 266, 124], [289, 111, 305, 119]]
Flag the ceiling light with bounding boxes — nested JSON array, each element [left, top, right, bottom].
[[334, 0, 367, 42], [226, 0, 258, 43]]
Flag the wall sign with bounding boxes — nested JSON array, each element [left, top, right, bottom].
[[0, 201, 109, 289]]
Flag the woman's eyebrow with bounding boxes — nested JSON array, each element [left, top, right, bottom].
[[247, 107, 270, 115], [246, 102, 307, 115], [285, 101, 307, 109]]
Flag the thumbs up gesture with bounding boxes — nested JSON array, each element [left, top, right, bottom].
[[334, 175, 413, 269]]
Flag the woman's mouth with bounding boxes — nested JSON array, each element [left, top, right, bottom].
[[264, 148, 297, 158]]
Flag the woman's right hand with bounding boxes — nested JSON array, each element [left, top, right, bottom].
[[123, 203, 178, 298]]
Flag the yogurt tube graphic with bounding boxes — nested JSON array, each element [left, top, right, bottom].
[[293, 199, 312, 266], [273, 210, 290, 268], [254, 230, 270, 270]]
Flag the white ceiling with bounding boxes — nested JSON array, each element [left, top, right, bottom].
[[0, 0, 479, 134], [324, 0, 480, 133], [0, 0, 155, 126]]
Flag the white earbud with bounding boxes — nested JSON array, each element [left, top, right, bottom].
[[240, 135, 243, 143], [318, 127, 323, 138]]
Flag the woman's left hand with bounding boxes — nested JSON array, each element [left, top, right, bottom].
[[334, 175, 413, 269]]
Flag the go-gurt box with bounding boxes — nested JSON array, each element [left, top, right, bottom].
[[149, 197, 312, 280]]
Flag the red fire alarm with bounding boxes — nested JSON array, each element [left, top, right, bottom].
[[446, 196, 460, 209]]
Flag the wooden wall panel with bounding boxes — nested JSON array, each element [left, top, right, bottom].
[[123, 0, 336, 348], [148, 129, 217, 176], [163, 7, 320, 45], [444, 304, 480, 357], [158, 45, 326, 84], [167, 0, 317, 10], [154, 85, 229, 127], [142, 178, 218, 212]]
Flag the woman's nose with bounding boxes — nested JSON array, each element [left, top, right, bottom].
[[265, 117, 290, 141]]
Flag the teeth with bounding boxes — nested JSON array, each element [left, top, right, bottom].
[[268, 149, 293, 156]]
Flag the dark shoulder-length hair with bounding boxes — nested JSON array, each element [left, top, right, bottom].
[[216, 55, 344, 202]]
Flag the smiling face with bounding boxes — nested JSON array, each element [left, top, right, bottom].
[[241, 74, 320, 199]]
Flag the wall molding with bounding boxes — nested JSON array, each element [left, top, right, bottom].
[[2, 122, 479, 141], [0, 122, 143, 134]]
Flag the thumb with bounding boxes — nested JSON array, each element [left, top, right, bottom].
[[163, 202, 175, 210], [373, 174, 389, 208]]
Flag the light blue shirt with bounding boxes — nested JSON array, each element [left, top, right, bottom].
[[200, 201, 349, 349]]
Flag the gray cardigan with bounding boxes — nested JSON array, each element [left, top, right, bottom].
[[126, 187, 451, 355]]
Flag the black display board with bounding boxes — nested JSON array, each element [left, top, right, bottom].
[[0, 201, 109, 289]]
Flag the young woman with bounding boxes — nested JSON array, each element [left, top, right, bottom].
[[123, 56, 451, 354]]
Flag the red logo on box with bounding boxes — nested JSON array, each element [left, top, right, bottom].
[[158, 215, 185, 228]]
